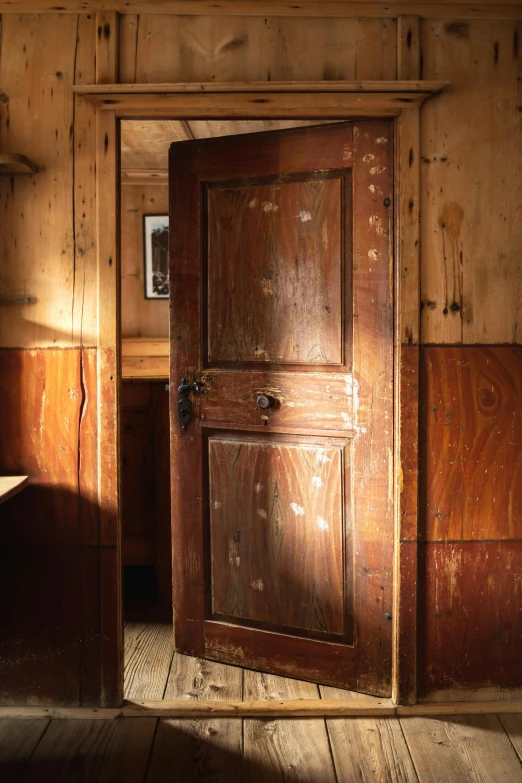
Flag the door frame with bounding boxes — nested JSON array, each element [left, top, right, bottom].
[[83, 82, 441, 708]]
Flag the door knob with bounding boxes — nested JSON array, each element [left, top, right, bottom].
[[257, 394, 276, 410]]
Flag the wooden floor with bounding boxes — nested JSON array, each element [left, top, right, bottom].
[[1, 622, 522, 782]]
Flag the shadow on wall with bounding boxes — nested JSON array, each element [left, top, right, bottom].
[[0, 485, 103, 707]]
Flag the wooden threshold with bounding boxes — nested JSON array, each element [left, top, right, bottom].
[[2, 699, 522, 720]]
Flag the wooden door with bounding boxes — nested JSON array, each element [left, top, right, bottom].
[[169, 121, 394, 696]]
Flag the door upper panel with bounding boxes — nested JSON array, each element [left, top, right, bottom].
[[205, 172, 348, 366]]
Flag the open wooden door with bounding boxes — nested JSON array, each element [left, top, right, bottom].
[[169, 121, 394, 696]]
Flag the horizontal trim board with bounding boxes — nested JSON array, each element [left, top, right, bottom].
[[0, 2, 520, 19], [79, 95, 436, 119], [420, 539, 522, 545], [1, 699, 522, 720], [74, 81, 448, 95]]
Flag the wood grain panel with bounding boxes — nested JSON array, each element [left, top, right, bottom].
[[209, 436, 347, 638], [400, 714, 522, 782], [0, 348, 98, 547], [0, 14, 97, 348], [122, 16, 397, 84], [243, 670, 337, 783], [421, 19, 522, 344], [121, 183, 169, 339], [0, 720, 49, 782], [149, 650, 243, 783], [320, 685, 419, 781], [2, 2, 521, 19], [207, 176, 344, 365], [419, 543, 522, 697], [124, 623, 173, 700], [422, 347, 522, 542], [21, 718, 157, 783], [200, 370, 359, 433], [351, 121, 394, 695]]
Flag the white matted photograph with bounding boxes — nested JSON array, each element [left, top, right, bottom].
[[143, 214, 169, 299]]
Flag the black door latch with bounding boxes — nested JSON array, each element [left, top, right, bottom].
[[177, 377, 204, 431]]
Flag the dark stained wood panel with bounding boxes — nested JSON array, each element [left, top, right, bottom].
[[419, 542, 522, 697], [421, 346, 522, 542], [209, 436, 347, 638], [0, 348, 99, 548], [207, 176, 344, 365], [0, 348, 101, 706]]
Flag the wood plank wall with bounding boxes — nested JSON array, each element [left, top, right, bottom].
[[0, 10, 520, 705]]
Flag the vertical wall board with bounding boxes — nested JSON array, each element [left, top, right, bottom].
[[0, 348, 99, 706], [121, 183, 169, 338], [73, 13, 98, 355], [121, 15, 396, 83], [0, 348, 99, 547], [420, 19, 522, 344], [421, 346, 522, 542], [96, 10, 119, 84], [119, 14, 139, 83], [398, 15, 421, 80], [0, 14, 96, 348], [419, 542, 522, 697]]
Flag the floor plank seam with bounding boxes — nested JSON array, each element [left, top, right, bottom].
[[397, 715, 422, 783], [24, 717, 52, 775], [160, 649, 176, 700], [143, 717, 160, 782], [497, 713, 522, 767]]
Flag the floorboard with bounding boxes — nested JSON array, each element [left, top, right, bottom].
[[498, 714, 522, 764], [147, 653, 243, 782], [0, 718, 49, 783], [243, 669, 336, 782], [124, 622, 174, 700], [320, 685, 419, 782], [19, 718, 157, 783], [400, 714, 522, 783]]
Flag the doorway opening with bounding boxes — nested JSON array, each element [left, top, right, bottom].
[[120, 118, 355, 701], [121, 120, 393, 699]]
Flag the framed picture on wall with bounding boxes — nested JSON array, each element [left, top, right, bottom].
[[143, 214, 169, 299]]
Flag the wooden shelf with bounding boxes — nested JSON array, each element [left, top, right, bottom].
[[0, 154, 39, 176], [122, 338, 169, 379], [0, 476, 28, 505]]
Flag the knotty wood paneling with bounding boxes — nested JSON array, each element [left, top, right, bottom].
[[0, 348, 101, 705], [420, 19, 522, 344], [121, 183, 169, 339], [0, 14, 97, 348], [119, 15, 397, 83], [421, 347, 522, 542]]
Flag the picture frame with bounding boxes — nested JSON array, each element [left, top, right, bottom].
[[143, 214, 169, 299]]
